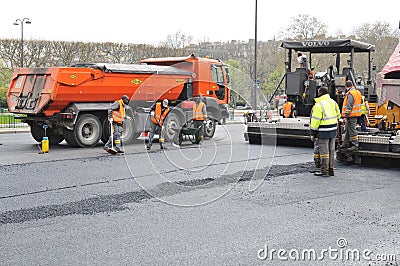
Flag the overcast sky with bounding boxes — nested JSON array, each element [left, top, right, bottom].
[[1, 0, 399, 45]]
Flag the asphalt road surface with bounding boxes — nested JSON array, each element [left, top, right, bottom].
[[0, 124, 399, 265]]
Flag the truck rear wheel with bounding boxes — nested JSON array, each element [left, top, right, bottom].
[[64, 114, 102, 147], [121, 118, 136, 144], [49, 133, 64, 145], [101, 117, 140, 144], [204, 118, 216, 138], [31, 124, 64, 145]]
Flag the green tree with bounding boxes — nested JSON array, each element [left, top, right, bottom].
[[264, 65, 285, 95], [0, 60, 12, 108], [225, 59, 242, 107], [0, 87, 7, 108]]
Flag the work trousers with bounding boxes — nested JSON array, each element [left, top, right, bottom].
[[317, 138, 336, 175], [148, 122, 164, 146], [193, 120, 204, 140], [313, 138, 321, 168], [344, 117, 359, 147], [104, 122, 123, 151], [357, 115, 367, 132]]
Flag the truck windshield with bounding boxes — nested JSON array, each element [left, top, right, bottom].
[[211, 65, 224, 84], [224, 66, 230, 84]]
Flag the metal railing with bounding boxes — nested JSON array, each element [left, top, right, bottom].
[[0, 109, 27, 128]]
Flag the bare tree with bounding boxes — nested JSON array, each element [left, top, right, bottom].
[[0, 39, 20, 69], [161, 31, 193, 49], [50, 41, 81, 66], [353, 21, 399, 72], [24, 40, 54, 67], [283, 14, 327, 40]]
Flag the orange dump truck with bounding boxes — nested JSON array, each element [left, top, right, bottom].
[[7, 55, 230, 147]]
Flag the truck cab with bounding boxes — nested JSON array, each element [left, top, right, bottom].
[[141, 55, 231, 139], [140, 54, 230, 106]]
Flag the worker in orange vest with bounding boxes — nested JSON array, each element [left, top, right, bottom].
[[192, 96, 207, 142], [282, 102, 296, 118], [104, 95, 131, 154], [147, 99, 170, 150], [340, 80, 362, 151]]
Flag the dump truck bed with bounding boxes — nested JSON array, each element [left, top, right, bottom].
[[7, 64, 192, 116]]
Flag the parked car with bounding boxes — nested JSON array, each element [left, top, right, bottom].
[[236, 105, 252, 110]]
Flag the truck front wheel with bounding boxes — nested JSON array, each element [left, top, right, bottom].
[[64, 114, 102, 147], [164, 112, 182, 142]]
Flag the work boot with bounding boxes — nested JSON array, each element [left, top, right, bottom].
[[314, 171, 329, 177], [329, 168, 334, 176], [347, 145, 359, 151], [339, 143, 348, 149], [309, 162, 321, 173], [147, 143, 152, 150]]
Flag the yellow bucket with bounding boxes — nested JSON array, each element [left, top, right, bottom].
[[42, 137, 49, 153]]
